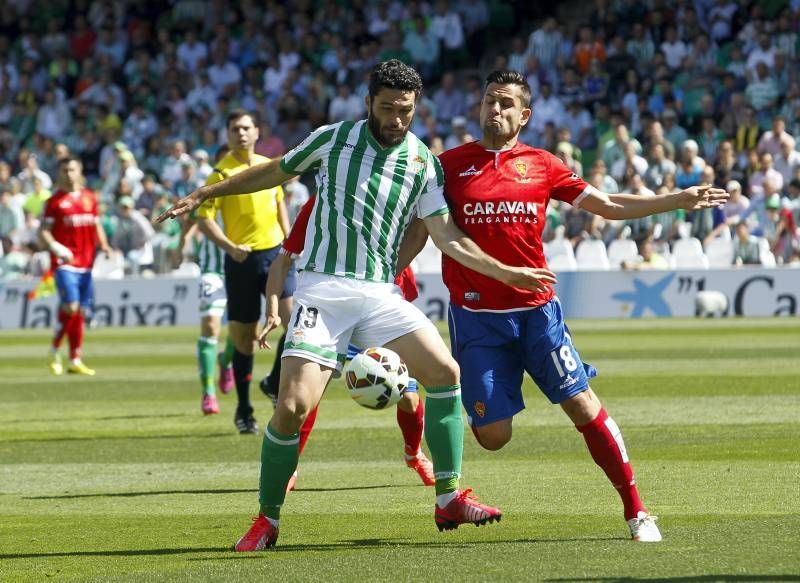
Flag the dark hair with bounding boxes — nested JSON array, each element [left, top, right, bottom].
[[57, 155, 82, 168], [485, 70, 532, 107], [226, 108, 256, 128], [368, 59, 422, 100]]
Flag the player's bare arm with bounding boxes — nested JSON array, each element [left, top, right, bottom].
[[154, 158, 294, 222], [423, 212, 557, 292], [579, 185, 729, 220], [395, 218, 429, 272], [197, 217, 251, 263], [95, 222, 112, 257], [277, 197, 291, 237], [39, 225, 74, 263], [257, 251, 293, 350]]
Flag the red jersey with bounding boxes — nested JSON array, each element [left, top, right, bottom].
[[284, 196, 418, 302], [439, 141, 589, 311], [42, 188, 99, 271]]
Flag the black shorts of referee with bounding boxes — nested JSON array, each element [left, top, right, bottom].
[[224, 245, 296, 323]]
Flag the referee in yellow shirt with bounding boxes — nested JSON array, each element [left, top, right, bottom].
[[196, 109, 293, 434]]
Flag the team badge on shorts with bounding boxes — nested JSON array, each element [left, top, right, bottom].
[[474, 401, 486, 418]]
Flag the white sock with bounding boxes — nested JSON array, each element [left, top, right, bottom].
[[265, 516, 279, 528], [71, 358, 82, 365], [404, 450, 421, 461], [436, 491, 458, 508]]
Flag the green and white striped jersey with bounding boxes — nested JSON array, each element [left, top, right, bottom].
[[193, 217, 226, 276], [279, 120, 448, 283]]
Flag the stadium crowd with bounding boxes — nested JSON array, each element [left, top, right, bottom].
[[1, 0, 799, 280]]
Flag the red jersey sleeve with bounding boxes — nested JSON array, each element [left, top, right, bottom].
[[282, 195, 315, 256], [394, 266, 418, 302], [546, 151, 590, 205]]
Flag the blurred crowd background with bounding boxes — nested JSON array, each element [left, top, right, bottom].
[[1, 0, 799, 280]]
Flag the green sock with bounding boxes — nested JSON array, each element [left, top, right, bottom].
[[219, 336, 235, 368], [197, 336, 217, 396], [424, 384, 463, 495], [258, 423, 300, 519]]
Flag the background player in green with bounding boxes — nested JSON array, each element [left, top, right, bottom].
[[178, 146, 236, 415], [158, 60, 556, 551]]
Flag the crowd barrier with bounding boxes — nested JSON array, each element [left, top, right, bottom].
[[1, 268, 798, 330]]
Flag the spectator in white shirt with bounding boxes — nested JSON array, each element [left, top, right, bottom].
[[611, 142, 649, 184], [186, 71, 219, 115], [660, 26, 688, 69], [529, 82, 565, 134], [774, 139, 800, 185], [177, 29, 208, 73], [207, 50, 241, 94], [328, 83, 364, 122], [16, 153, 52, 193], [746, 33, 776, 77], [757, 117, 795, 156], [35, 90, 71, 140], [430, 0, 466, 68]]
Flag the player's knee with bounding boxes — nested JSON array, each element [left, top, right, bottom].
[[475, 424, 512, 450], [421, 357, 460, 388], [62, 303, 80, 315]]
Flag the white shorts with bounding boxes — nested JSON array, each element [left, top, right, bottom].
[[199, 272, 227, 318], [284, 271, 435, 373]]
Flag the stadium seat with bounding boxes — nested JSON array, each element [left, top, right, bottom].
[[575, 239, 610, 271], [414, 239, 442, 274], [671, 237, 709, 269], [171, 262, 201, 277], [705, 237, 734, 268], [544, 236, 577, 271], [607, 239, 639, 269], [92, 251, 125, 279], [758, 238, 776, 267]]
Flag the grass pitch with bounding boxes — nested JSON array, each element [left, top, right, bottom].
[[1, 319, 798, 582]]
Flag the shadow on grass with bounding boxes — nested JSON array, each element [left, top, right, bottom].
[[546, 577, 800, 582], [1, 537, 623, 560], [24, 484, 413, 500], [6, 413, 190, 424], [7, 432, 235, 444]]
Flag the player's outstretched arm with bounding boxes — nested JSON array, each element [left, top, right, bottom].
[[423, 213, 557, 292], [579, 185, 730, 220], [395, 218, 429, 272], [154, 158, 294, 222], [258, 251, 293, 350]]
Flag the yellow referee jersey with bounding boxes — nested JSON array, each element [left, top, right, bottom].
[[196, 152, 285, 250]]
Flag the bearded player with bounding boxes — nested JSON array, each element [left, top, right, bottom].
[[431, 70, 729, 542]]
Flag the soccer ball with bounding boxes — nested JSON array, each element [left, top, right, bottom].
[[344, 347, 409, 410]]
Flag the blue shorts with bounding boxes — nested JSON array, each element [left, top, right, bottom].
[[55, 268, 94, 308], [448, 298, 597, 427]]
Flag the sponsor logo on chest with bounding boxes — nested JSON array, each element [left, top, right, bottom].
[[461, 200, 539, 225], [64, 213, 96, 227]]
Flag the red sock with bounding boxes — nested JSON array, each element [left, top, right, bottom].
[[298, 404, 319, 456], [397, 397, 424, 456], [66, 312, 84, 361], [576, 408, 646, 521], [52, 310, 69, 349]]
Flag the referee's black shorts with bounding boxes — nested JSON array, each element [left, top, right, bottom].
[[224, 246, 296, 323]]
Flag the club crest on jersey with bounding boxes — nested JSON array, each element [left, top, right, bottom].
[[81, 196, 93, 212], [513, 160, 532, 183], [474, 401, 486, 418], [459, 164, 483, 177], [409, 155, 426, 174]]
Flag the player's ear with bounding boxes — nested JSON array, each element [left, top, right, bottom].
[[519, 107, 532, 127]]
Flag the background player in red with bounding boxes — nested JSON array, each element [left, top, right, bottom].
[[40, 157, 112, 376], [257, 196, 435, 489], [419, 70, 728, 542]]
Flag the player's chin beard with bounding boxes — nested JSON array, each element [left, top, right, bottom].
[[367, 112, 406, 147]]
